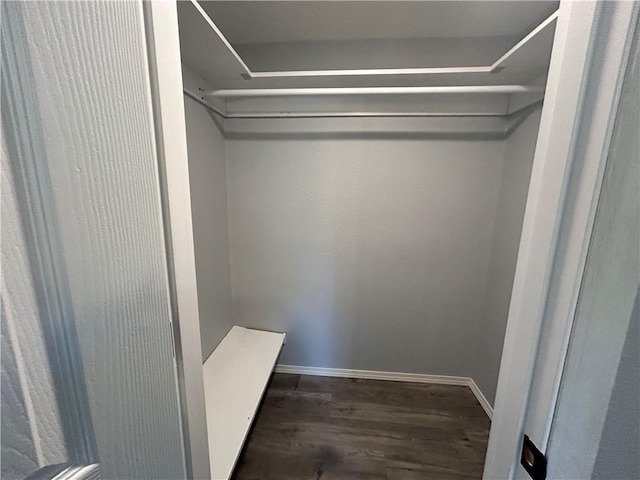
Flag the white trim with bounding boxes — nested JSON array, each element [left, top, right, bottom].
[[483, 3, 639, 479], [484, 3, 600, 478], [184, 4, 557, 80], [274, 365, 492, 420], [522, 0, 640, 455], [468, 378, 494, 420], [143, 3, 210, 479], [275, 364, 468, 385]]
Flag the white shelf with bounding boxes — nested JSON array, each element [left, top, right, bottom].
[[203, 326, 286, 480], [178, 1, 557, 90]]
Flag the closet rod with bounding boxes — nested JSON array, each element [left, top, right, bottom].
[[225, 111, 507, 119], [183, 89, 543, 119], [203, 85, 542, 98]]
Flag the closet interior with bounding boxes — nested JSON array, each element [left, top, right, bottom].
[[176, 1, 557, 478]]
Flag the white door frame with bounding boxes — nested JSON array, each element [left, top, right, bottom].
[[143, 2, 210, 479], [484, 2, 639, 479]]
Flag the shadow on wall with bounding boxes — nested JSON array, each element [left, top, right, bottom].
[[592, 286, 640, 479]]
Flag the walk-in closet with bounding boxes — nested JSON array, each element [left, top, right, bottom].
[[3, 0, 637, 479], [177, 1, 554, 478]]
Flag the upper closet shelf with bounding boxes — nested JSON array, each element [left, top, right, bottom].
[[177, 0, 249, 80], [177, 0, 558, 91], [202, 84, 543, 98]]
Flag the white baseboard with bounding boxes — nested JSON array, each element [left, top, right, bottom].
[[467, 378, 494, 419], [275, 364, 493, 420], [275, 364, 469, 385]]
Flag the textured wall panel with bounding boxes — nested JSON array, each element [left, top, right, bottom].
[[1, 126, 68, 477], [0, 313, 39, 480], [12, 1, 184, 478]]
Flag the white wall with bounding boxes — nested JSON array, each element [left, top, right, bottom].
[[475, 108, 542, 404], [182, 67, 233, 360], [226, 123, 505, 376]]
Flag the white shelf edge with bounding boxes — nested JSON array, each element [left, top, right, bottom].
[[491, 10, 559, 71]]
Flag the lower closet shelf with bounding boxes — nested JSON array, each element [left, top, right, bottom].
[[203, 326, 286, 480]]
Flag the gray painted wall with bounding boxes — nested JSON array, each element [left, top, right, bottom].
[[592, 288, 640, 480], [184, 93, 539, 402], [183, 67, 233, 360], [226, 127, 505, 375], [475, 108, 542, 404], [591, 28, 639, 480]]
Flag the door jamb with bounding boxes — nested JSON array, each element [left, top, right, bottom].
[[484, 2, 640, 479], [143, 2, 210, 479]]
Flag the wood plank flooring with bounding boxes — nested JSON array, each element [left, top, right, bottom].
[[232, 374, 490, 480]]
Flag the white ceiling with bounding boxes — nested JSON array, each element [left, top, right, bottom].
[[200, 1, 558, 44]]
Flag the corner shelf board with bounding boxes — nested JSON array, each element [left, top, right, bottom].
[[203, 326, 286, 480]]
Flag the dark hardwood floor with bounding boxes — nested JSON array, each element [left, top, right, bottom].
[[232, 373, 490, 480]]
